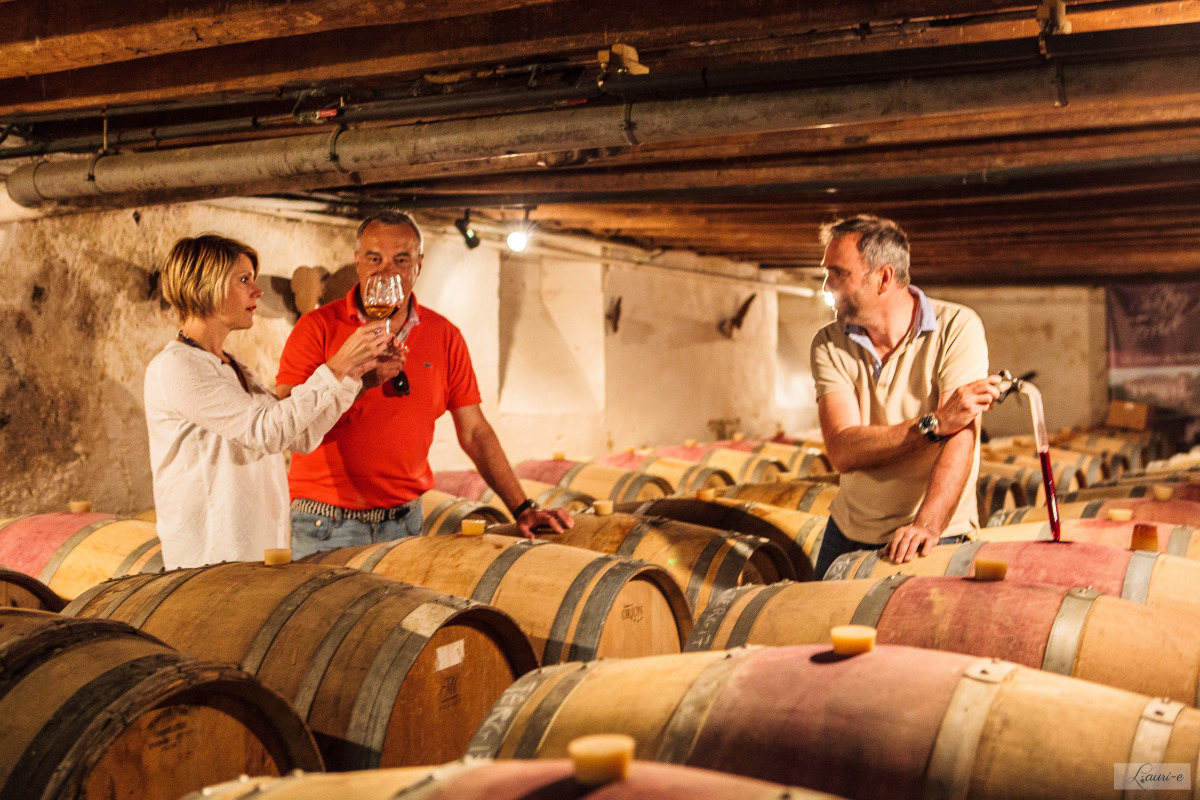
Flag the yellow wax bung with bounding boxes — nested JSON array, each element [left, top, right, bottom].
[[1152, 485, 1175, 502], [1130, 523, 1159, 553], [461, 519, 486, 535], [568, 734, 635, 785], [696, 488, 717, 502], [68, 500, 92, 514], [1107, 508, 1134, 522], [592, 500, 614, 516], [263, 548, 292, 565], [972, 558, 1008, 581], [830, 625, 876, 655]]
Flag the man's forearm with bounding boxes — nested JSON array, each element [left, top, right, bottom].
[[459, 425, 527, 513], [912, 422, 977, 532], [824, 419, 931, 473]]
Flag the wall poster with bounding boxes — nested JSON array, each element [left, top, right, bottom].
[[1107, 281, 1200, 415]]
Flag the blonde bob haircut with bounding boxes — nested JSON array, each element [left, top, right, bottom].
[[161, 234, 259, 322]]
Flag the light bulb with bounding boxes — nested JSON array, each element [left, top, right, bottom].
[[507, 230, 528, 252]]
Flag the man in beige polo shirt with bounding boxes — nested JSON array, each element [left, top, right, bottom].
[[810, 215, 1001, 579]]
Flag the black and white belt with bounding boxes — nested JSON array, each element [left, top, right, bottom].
[[289, 497, 419, 524]]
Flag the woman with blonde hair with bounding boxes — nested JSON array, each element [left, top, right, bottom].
[[145, 233, 392, 569]]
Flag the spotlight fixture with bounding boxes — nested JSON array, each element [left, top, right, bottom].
[[506, 207, 533, 253], [454, 209, 481, 249]]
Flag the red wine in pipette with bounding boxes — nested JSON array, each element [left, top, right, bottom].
[[1039, 448, 1062, 541]]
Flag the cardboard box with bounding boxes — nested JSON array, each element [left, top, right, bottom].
[[1105, 400, 1153, 431]]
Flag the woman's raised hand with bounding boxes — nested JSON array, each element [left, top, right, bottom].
[[326, 324, 392, 381]]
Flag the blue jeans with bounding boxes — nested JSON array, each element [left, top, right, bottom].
[[290, 499, 423, 560], [812, 516, 971, 580]]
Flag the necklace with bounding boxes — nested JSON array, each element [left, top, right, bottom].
[[176, 331, 250, 394]]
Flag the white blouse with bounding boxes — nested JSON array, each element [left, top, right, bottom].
[[144, 340, 360, 569]]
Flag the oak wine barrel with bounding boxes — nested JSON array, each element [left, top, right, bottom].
[[0, 566, 64, 611], [593, 452, 735, 494], [977, 517, 1200, 558], [303, 534, 692, 665], [616, 497, 824, 581], [650, 445, 787, 484], [708, 479, 840, 516], [487, 511, 795, 615], [0, 512, 162, 600], [687, 575, 1200, 706], [975, 473, 1020, 520], [187, 758, 833, 800], [1057, 481, 1200, 504], [420, 490, 513, 535], [825, 538, 1200, 617], [466, 644, 1200, 800], [64, 562, 537, 770], [515, 459, 673, 503], [981, 445, 1105, 486], [435, 472, 596, 512], [713, 438, 834, 477], [991, 496, 1200, 527], [0, 608, 322, 800], [976, 460, 1079, 507]]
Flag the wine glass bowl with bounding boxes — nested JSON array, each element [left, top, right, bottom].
[[362, 274, 403, 334]]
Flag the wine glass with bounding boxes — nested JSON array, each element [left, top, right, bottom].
[[362, 274, 402, 335]]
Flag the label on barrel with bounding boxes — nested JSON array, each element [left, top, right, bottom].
[[436, 639, 465, 671]]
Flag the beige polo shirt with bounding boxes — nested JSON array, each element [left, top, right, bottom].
[[811, 289, 989, 544]]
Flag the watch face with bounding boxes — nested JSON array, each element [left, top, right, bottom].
[[919, 415, 938, 437]]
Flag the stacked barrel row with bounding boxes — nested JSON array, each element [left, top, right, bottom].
[[5, 420, 1195, 800]]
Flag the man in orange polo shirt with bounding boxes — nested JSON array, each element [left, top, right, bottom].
[[277, 211, 571, 557]]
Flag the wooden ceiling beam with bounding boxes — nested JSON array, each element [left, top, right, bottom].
[[0, 0, 561, 81], [0, 0, 1047, 114]]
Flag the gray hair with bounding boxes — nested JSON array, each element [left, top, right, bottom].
[[819, 215, 910, 287], [356, 211, 424, 255]]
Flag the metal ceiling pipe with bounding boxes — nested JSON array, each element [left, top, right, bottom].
[[4, 21, 1197, 161], [7, 49, 1200, 208]]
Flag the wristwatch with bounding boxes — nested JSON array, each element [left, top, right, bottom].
[[917, 413, 942, 442], [512, 498, 540, 517]]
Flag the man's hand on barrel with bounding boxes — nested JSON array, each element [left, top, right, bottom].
[[517, 506, 575, 539], [885, 520, 941, 563], [936, 375, 1003, 435]]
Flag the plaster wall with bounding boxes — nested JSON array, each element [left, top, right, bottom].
[[601, 260, 781, 451], [0, 201, 810, 514], [776, 293, 836, 437], [0, 202, 356, 515], [930, 285, 1109, 437]]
